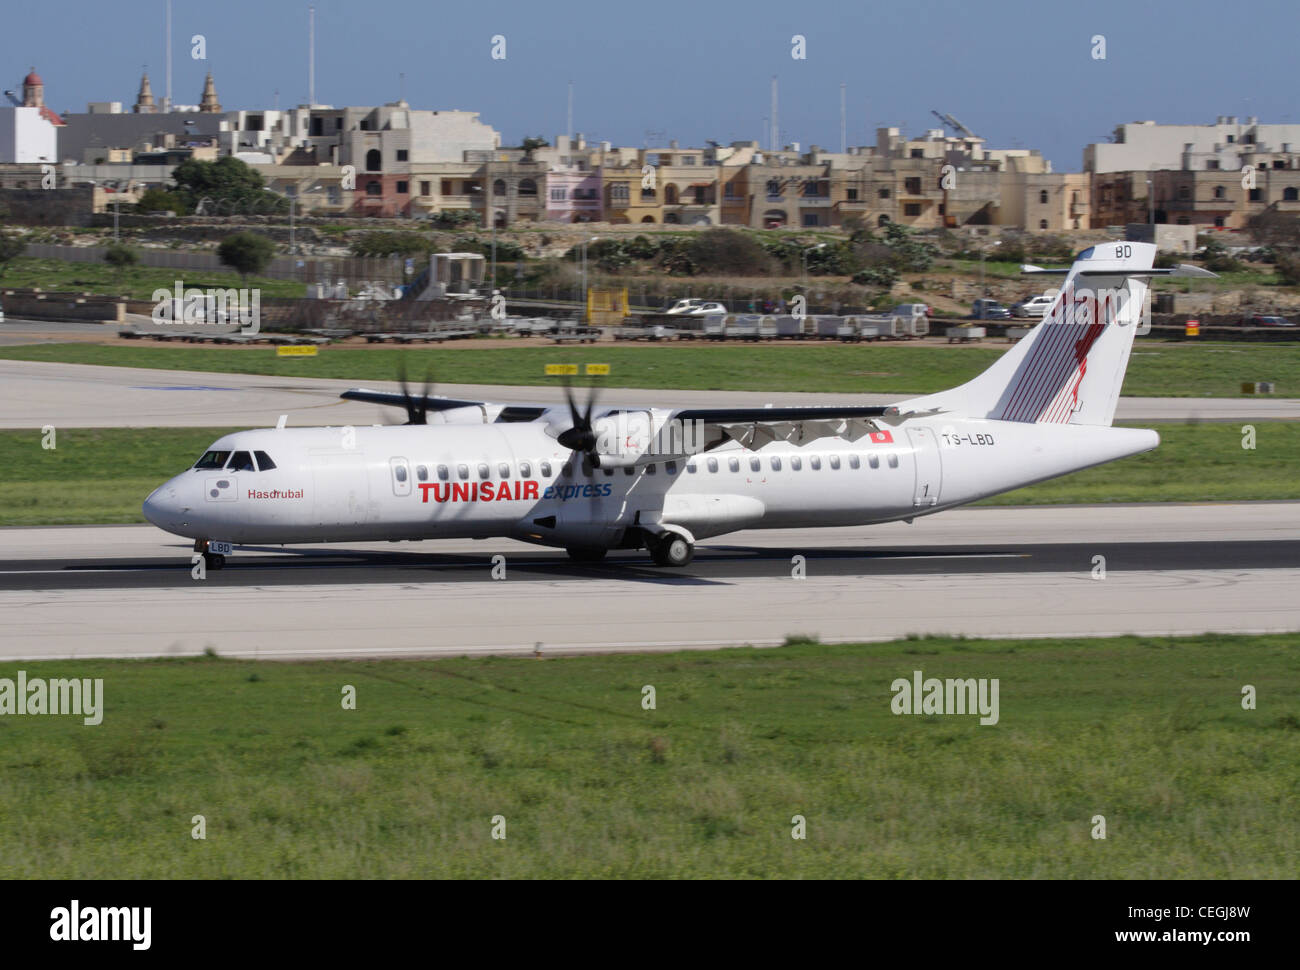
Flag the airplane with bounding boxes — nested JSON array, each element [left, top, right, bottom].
[[142, 241, 1214, 570]]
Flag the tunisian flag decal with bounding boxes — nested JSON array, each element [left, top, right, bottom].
[[868, 429, 894, 444]]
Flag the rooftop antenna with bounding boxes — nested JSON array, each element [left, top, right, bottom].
[[770, 75, 779, 151], [308, 6, 316, 105], [400, 72, 405, 103], [840, 82, 846, 153], [566, 80, 573, 141], [164, 0, 172, 112]]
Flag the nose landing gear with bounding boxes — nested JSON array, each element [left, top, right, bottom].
[[194, 539, 226, 570]]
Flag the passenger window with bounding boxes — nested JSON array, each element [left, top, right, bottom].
[[478, 463, 490, 479], [561, 463, 572, 477], [749, 457, 760, 472], [728, 457, 740, 472], [790, 456, 802, 471], [624, 466, 634, 475], [194, 450, 230, 470], [868, 454, 880, 469], [810, 456, 821, 470], [498, 462, 510, 479], [829, 454, 840, 470], [707, 458, 718, 473], [227, 451, 255, 472], [253, 450, 276, 471], [770, 456, 782, 471], [646, 464, 656, 475], [666, 460, 678, 474], [888, 454, 899, 468], [437, 464, 449, 480], [457, 464, 469, 480], [394, 465, 408, 483], [686, 460, 698, 473], [541, 461, 552, 477], [603, 467, 614, 476], [520, 461, 532, 478], [849, 455, 861, 469], [417, 465, 428, 482]]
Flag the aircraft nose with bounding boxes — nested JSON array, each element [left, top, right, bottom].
[[142, 482, 182, 531]]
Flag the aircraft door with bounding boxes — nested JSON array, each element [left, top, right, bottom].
[[907, 427, 942, 508]]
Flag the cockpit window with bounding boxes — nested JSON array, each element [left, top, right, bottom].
[[227, 451, 255, 472], [254, 451, 276, 471], [194, 450, 230, 469], [1075, 246, 1095, 260]]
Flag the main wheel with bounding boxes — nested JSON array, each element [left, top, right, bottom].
[[649, 533, 694, 567], [565, 546, 608, 563]]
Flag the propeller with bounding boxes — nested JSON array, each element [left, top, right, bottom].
[[556, 380, 600, 459], [396, 358, 434, 425]]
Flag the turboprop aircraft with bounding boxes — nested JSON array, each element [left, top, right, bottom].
[[142, 241, 1214, 568]]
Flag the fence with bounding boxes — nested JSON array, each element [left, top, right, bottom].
[[24, 244, 405, 287]]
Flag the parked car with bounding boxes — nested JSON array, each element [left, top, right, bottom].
[[682, 301, 728, 316], [1011, 294, 1055, 318], [971, 298, 1011, 320], [890, 302, 932, 318], [1239, 314, 1297, 327], [663, 298, 707, 315]]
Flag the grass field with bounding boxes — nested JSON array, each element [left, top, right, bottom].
[[0, 634, 1295, 878], [0, 257, 308, 300], [1, 422, 1295, 526], [2, 340, 1298, 397]]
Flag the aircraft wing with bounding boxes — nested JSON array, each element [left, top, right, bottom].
[[340, 388, 550, 422]]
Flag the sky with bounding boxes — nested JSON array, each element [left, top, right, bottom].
[[5, 0, 1295, 172]]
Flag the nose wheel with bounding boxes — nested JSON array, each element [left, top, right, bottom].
[[194, 539, 226, 571], [648, 532, 694, 567]]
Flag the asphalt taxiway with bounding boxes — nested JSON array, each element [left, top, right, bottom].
[[2, 358, 1298, 429], [2, 503, 1296, 660]]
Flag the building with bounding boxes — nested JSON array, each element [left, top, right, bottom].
[[0, 69, 63, 163], [1086, 118, 1300, 230]]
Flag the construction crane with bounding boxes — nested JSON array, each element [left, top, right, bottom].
[[931, 110, 975, 139]]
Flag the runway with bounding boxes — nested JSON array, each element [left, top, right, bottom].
[[2, 357, 1298, 428], [2, 504, 1296, 660]]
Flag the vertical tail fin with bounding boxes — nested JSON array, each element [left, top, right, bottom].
[[896, 241, 1157, 427]]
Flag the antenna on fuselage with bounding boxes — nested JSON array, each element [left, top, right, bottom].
[[276, 414, 288, 429]]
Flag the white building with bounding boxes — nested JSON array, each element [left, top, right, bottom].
[[1086, 117, 1300, 173], [0, 107, 59, 163]]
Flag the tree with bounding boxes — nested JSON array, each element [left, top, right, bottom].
[[172, 157, 287, 215], [136, 188, 187, 215], [217, 231, 276, 280], [521, 136, 549, 152], [104, 243, 137, 287], [0, 233, 27, 278]]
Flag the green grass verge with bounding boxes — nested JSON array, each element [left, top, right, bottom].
[[1, 423, 1294, 526], [1, 257, 307, 300], [2, 340, 1299, 397], [1, 634, 1295, 878]]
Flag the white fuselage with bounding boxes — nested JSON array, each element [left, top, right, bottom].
[[142, 419, 1158, 549]]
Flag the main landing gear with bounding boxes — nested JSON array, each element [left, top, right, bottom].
[[648, 532, 694, 567]]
